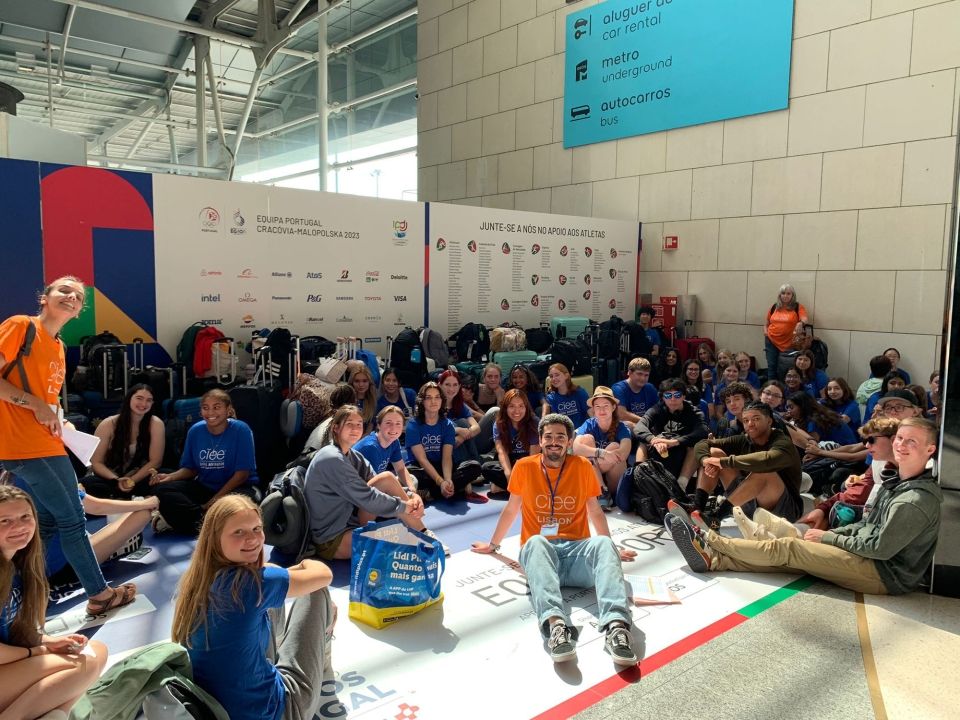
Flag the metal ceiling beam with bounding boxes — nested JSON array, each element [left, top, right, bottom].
[[0, 33, 186, 75], [241, 78, 416, 140], [258, 7, 418, 92], [87, 154, 223, 175], [56, 4, 77, 84], [49, 0, 266, 49], [282, 0, 315, 29]]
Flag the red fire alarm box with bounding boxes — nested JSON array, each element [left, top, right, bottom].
[[663, 235, 678, 250]]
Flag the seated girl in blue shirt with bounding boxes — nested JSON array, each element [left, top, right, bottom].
[[785, 391, 857, 445], [172, 495, 335, 720], [507, 364, 546, 415], [0, 485, 108, 718], [375, 367, 417, 418], [482, 389, 540, 500], [795, 350, 828, 398], [545, 363, 590, 428], [821, 377, 861, 433], [572, 386, 632, 499], [734, 352, 761, 389]]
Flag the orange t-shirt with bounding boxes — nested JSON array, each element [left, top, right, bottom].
[[509, 454, 601, 545], [0, 316, 67, 459], [765, 303, 808, 351]]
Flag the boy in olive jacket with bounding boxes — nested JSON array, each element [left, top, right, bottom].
[[669, 417, 941, 595]]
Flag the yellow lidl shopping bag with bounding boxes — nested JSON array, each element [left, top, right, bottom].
[[348, 520, 444, 629]]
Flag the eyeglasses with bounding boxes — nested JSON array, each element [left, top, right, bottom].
[[883, 404, 912, 413], [760, 389, 783, 400], [662, 391, 684, 399]]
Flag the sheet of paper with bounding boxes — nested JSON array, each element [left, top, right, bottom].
[[623, 574, 681, 605], [61, 427, 100, 466]]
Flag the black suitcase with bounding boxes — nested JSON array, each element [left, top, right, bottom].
[[229, 384, 284, 484]]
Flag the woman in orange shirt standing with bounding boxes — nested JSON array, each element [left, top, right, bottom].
[[763, 284, 808, 382], [0, 276, 137, 616]]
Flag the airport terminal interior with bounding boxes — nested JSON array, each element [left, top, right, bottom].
[[0, 1, 959, 719]]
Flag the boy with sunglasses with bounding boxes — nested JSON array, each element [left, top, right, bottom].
[[633, 378, 709, 489]]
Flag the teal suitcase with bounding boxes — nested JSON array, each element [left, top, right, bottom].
[[491, 350, 538, 374], [550, 316, 591, 339]]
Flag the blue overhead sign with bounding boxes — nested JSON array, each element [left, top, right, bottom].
[[563, 0, 794, 148]]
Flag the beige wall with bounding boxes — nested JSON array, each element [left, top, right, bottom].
[[417, 0, 958, 388]]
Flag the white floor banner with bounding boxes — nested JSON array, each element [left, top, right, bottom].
[[319, 515, 798, 720]]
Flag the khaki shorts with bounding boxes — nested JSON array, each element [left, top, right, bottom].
[[312, 529, 351, 560]]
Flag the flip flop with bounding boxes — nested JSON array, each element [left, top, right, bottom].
[[86, 583, 137, 616], [464, 491, 489, 504]]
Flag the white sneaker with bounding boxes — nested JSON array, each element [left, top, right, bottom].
[[732, 507, 775, 540], [422, 528, 451, 557], [150, 510, 172, 534], [753, 508, 802, 539]]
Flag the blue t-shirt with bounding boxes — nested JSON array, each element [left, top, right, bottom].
[[575, 417, 631, 449], [405, 417, 456, 464], [822, 399, 861, 433], [802, 370, 829, 397], [611, 380, 658, 417], [546, 387, 590, 427], [446, 403, 472, 422], [864, 391, 881, 422], [740, 370, 761, 389], [189, 566, 289, 720], [492, 422, 539, 461], [0, 571, 22, 644], [521, 389, 545, 412], [807, 419, 858, 445], [376, 388, 417, 417], [644, 327, 661, 348], [181, 419, 258, 491], [354, 433, 402, 473]]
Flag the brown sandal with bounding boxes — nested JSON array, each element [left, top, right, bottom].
[[86, 583, 137, 616]]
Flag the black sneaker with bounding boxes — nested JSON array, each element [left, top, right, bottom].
[[667, 515, 714, 573], [547, 621, 577, 662], [604, 623, 638, 666]]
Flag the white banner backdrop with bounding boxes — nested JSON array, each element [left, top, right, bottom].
[[428, 203, 640, 337], [153, 175, 425, 359]]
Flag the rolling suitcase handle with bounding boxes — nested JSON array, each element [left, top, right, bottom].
[[131, 337, 145, 372]]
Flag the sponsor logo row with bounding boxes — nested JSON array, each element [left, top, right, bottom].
[[200, 269, 410, 281]]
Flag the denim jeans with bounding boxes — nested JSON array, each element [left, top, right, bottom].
[[764, 336, 781, 380], [1, 454, 108, 597], [518, 534, 631, 637]]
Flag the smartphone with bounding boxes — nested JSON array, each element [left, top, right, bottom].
[[124, 547, 153, 561]]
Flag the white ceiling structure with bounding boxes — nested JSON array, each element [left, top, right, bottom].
[[0, 0, 418, 178]]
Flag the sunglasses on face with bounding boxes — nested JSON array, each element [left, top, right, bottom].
[[864, 435, 893, 446], [662, 391, 684, 400]]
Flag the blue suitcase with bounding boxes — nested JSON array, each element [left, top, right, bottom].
[[550, 316, 591, 340], [491, 350, 538, 374]]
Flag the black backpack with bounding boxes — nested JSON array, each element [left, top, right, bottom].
[[390, 327, 428, 388], [810, 338, 829, 370], [299, 336, 337, 363], [261, 466, 311, 559], [449, 322, 490, 362], [524, 326, 554, 354], [630, 460, 689, 523], [597, 316, 624, 360], [550, 336, 592, 376], [622, 321, 653, 357]]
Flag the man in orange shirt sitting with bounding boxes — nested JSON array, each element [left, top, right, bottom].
[[473, 413, 639, 666]]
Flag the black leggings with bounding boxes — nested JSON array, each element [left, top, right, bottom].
[[407, 461, 482, 500], [80, 473, 153, 499], [154, 480, 258, 535]]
